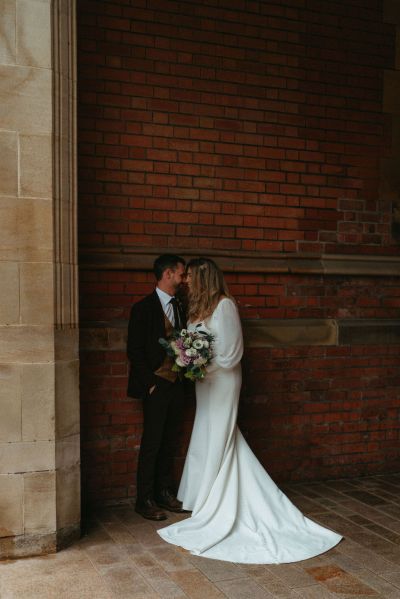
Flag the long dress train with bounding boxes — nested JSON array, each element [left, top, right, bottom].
[[158, 298, 342, 564]]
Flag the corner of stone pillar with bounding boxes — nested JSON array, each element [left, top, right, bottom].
[[52, 0, 81, 554], [0, 0, 80, 559]]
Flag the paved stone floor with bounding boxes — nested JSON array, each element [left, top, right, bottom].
[[2, 474, 400, 598]]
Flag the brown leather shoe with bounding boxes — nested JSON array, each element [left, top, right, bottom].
[[156, 489, 185, 513], [135, 498, 167, 521]]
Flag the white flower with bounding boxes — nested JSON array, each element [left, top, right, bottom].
[[176, 357, 185, 367], [180, 329, 187, 337], [202, 340, 209, 348], [193, 339, 204, 349], [185, 348, 197, 357]]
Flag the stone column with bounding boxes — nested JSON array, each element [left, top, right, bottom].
[[0, 0, 80, 558]]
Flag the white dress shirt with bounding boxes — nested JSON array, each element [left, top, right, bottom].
[[156, 287, 176, 326]]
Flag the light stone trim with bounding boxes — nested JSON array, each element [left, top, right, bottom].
[[52, 0, 78, 329], [243, 319, 338, 348], [79, 248, 400, 277], [80, 318, 400, 351]]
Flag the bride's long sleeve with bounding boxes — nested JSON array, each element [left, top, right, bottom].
[[208, 298, 244, 371]]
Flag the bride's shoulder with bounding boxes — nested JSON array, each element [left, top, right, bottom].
[[213, 296, 236, 315], [218, 295, 235, 304], [217, 295, 230, 305]]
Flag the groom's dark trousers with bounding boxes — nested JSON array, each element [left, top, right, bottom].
[[127, 290, 185, 503]]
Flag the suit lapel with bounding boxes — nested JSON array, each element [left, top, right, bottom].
[[151, 289, 166, 335]]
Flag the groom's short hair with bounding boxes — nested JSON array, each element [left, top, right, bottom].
[[153, 254, 185, 281]]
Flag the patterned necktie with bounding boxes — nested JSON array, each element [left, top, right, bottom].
[[169, 297, 181, 330]]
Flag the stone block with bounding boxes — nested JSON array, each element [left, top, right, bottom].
[[243, 319, 338, 348], [338, 320, 400, 346], [19, 134, 52, 198], [0, 130, 17, 195], [23, 471, 56, 533], [323, 256, 400, 277], [55, 360, 80, 438], [0, 440, 55, 475], [0, 364, 21, 443], [0, 65, 51, 133], [0, 325, 54, 363], [54, 327, 79, 361], [20, 262, 54, 325], [56, 433, 80, 470], [21, 363, 55, 441], [56, 465, 80, 530], [0, 474, 23, 537], [0, 262, 19, 324], [16, 0, 51, 68], [0, 0, 16, 64], [80, 248, 400, 277], [0, 196, 53, 262]]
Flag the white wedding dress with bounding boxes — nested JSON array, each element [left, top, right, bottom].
[[158, 298, 342, 563]]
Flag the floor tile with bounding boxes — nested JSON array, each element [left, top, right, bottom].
[[216, 576, 274, 598], [1, 474, 400, 599], [169, 570, 226, 598], [305, 564, 378, 596], [188, 554, 243, 581]]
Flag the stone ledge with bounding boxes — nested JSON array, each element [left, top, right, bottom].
[[339, 319, 400, 345], [79, 318, 400, 350], [79, 248, 400, 277], [243, 319, 337, 347]]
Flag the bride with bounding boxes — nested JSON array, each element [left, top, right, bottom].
[[158, 257, 342, 564]]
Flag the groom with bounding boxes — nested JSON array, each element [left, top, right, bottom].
[[127, 254, 187, 520]]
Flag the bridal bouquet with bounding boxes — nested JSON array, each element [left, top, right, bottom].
[[159, 328, 214, 381]]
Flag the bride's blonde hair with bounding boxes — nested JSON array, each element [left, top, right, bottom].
[[187, 258, 233, 321]]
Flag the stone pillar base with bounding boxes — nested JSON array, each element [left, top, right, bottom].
[[0, 525, 80, 561]]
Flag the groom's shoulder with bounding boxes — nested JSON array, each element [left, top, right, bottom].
[[131, 290, 157, 311]]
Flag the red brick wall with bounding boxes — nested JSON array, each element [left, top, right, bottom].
[[77, 0, 400, 504], [79, 269, 400, 504], [80, 270, 400, 323], [78, 0, 395, 255], [80, 338, 400, 503], [241, 344, 400, 482]]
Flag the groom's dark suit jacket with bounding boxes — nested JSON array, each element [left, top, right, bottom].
[[127, 290, 185, 399]]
